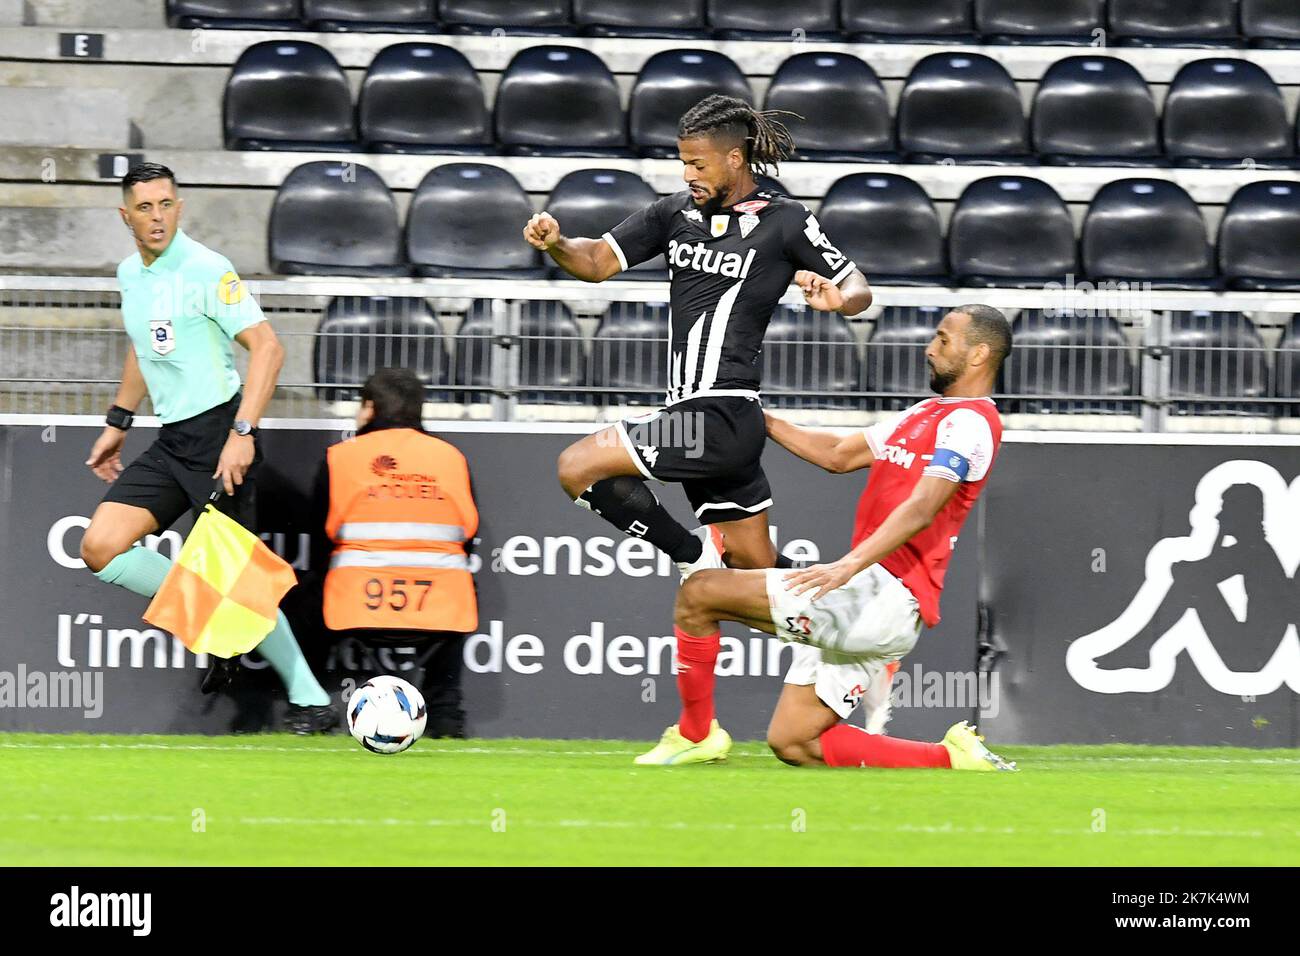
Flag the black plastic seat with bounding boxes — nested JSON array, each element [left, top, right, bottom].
[[590, 302, 671, 405], [270, 163, 407, 276], [1107, 0, 1240, 47], [948, 177, 1079, 288], [224, 41, 355, 150], [863, 306, 944, 410], [314, 297, 448, 402], [544, 170, 666, 279], [974, 0, 1103, 45], [1081, 180, 1218, 290], [1276, 315, 1300, 414], [168, 0, 301, 29], [1168, 312, 1271, 416], [574, 0, 705, 38], [842, 0, 976, 42], [897, 53, 1031, 164], [1005, 310, 1134, 414], [763, 53, 894, 162], [1031, 56, 1162, 166], [706, 0, 839, 40], [495, 46, 626, 156], [817, 174, 947, 286], [762, 306, 861, 410], [406, 164, 545, 279], [1243, 0, 1300, 48], [1218, 181, 1300, 291], [455, 300, 587, 403], [359, 44, 491, 154], [629, 49, 751, 158], [438, 0, 575, 35], [1163, 59, 1295, 168], [303, 0, 434, 31], [453, 301, 499, 403]]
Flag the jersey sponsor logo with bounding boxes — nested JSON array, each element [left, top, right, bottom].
[[738, 213, 760, 238], [733, 200, 769, 215], [682, 208, 703, 223], [148, 318, 175, 356], [216, 270, 245, 305], [879, 443, 917, 469], [1067, 460, 1300, 697], [802, 213, 848, 273], [710, 215, 728, 237], [666, 240, 756, 279]]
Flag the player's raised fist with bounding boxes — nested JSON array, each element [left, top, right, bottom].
[[523, 211, 561, 251], [795, 270, 844, 312]]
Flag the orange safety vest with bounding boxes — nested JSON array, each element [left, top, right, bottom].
[[323, 427, 478, 633]]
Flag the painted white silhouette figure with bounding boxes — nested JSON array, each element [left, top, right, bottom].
[[1066, 460, 1300, 696]]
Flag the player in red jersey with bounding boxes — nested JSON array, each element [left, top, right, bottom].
[[635, 305, 1017, 770]]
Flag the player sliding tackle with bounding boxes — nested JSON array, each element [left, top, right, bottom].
[[636, 306, 1018, 770]]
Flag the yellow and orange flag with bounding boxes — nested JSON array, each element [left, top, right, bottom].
[[144, 505, 297, 658]]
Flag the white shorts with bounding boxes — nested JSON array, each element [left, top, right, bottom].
[[766, 563, 922, 721]]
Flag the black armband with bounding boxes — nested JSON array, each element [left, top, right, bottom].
[[105, 405, 135, 431]]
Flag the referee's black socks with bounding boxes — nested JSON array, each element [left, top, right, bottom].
[[577, 476, 701, 564]]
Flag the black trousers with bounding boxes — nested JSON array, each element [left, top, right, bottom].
[[335, 629, 468, 738]]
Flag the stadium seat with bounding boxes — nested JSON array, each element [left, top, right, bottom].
[[629, 50, 751, 158], [223, 42, 355, 151], [167, 0, 301, 30], [974, 0, 1104, 45], [841, 0, 976, 43], [1107, 0, 1240, 47], [763, 53, 894, 162], [1005, 310, 1135, 414], [1081, 180, 1218, 290], [269, 162, 407, 276], [544, 170, 666, 279], [896, 53, 1031, 164], [762, 306, 861, 409], [817, 174, 947, 286], [438, 0, 576, 35], [406, 164, 545, 278], [863, 306, 944, 410], [1168, 312, 1271, 415], [313, 297, 448, 402], [1162, 59, 1295, 168], [574, 0, 706, 38], [1218, 182, 1300, 291], [1031, 56, 1162, 166], [1242, 0, 1300, 48], [359, 44, 491, 154], [590, 302, 671, 405], [947, 177, 1079, 288], [453, 301, 499, 403], [1276, 315, 1300, 413], [519, 301, 588, 403], [302, 0, 435, 31], [494, 46, 626, 156], [706, 0, 839, 40]]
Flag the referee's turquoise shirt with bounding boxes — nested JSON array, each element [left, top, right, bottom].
[[116, 228, 266, 424]]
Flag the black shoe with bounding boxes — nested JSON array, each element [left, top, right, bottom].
[[425, 713, 467, 739], [201, 656, 241, 695], [285, 703, 339, 735]]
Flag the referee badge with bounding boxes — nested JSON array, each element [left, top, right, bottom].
[[216, 270, 246, 305], [710, 215, 728, 238], [149, 318, 176, 356]]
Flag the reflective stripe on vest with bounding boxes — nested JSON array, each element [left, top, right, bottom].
[[329, 551, 470, 571], [336, 522, 465, 543]]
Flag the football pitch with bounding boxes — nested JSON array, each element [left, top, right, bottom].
[[2, 734, 1297, 867]]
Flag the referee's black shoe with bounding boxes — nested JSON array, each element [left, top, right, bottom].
[[285, 703, 339, 735], [200, 656, 241, 695]]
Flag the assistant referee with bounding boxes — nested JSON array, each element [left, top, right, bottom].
[[80, 162, 335, 734]]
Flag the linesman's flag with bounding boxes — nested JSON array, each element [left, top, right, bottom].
[[144, 505, 296, 658]]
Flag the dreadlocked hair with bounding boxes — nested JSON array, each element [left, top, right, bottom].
[[677, 94, 799, 176]]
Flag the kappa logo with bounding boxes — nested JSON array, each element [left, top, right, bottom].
[[370, 455, 398, 476], [637, 445, 659, 469], [682, 208, 703, 223], [1067, 460, 1300, 696]]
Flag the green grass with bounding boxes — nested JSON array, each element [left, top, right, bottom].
[[2, 734, 1297, 866]]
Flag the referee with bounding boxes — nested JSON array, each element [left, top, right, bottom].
[[80, 163, 335, 734]]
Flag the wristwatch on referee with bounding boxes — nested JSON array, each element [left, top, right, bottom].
[[105, 405, 134, 431], [232, 419, 257, 437]]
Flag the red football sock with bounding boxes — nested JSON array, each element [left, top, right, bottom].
[[675, 627, 720, 743], [819, 724, 952, 768]]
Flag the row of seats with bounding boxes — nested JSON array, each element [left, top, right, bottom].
[[227, 43, 1300, 167], [174, 0, 1300, 47], [313, 299, 1297, 415], [268, 161, 1300, 290]]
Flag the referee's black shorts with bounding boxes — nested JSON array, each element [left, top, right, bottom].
[[102, 392, 261, 530]]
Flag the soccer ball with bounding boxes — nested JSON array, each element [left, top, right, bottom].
[[346, 675, 427, 754]]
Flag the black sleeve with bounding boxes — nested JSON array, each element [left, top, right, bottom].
[[783, 203, 857, 285], [603, 194, 674, 272]]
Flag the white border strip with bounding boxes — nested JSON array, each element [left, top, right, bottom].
[[4, 414, 1300, 445]]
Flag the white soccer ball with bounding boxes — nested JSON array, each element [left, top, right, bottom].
[[346, 675, 427, 754]]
